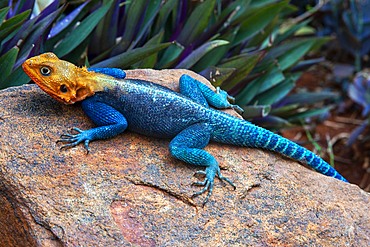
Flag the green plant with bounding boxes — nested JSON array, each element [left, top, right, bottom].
[[0, 0, 332, 129], [347, 71, 370, 145], [315, 0, 370, 71]]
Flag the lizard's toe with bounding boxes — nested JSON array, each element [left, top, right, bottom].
[[192, 165, 236, 205], [72, 127, 83, 133], [60, 142, 80, 150], [194, 170, 206, 176], [218, 170, 236, 190], [56, 128, 92, 151], [192, 178, 213, 206], [83, 140, 90, 154]]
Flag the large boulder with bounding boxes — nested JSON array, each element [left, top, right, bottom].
[[0, 69, 369, 246]]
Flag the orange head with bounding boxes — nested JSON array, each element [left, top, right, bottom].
[[22, 53, 96, 104]]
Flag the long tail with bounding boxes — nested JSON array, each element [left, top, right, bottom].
[[215, 118, 348, 182]]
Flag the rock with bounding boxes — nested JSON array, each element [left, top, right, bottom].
[[0, 69, 369, 246]]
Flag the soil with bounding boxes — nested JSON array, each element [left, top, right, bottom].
[[280, 65, 370, 191]]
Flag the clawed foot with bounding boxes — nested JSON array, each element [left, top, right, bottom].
[[57, 127, 92, 153], [192, 165, 236, 206], [216, 87, 244, 115]]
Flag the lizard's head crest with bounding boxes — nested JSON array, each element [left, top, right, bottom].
[[22, 52, 95, 104]]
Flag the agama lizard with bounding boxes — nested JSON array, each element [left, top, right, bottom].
[[22, 53, 348, 204]]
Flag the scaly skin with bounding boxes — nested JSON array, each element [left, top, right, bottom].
[[22, 53, 348, 205]]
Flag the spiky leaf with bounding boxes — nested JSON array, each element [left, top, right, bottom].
[[0, 47, 18, 88], [92, 43, 172, 68], [54, 0, 113, 57]]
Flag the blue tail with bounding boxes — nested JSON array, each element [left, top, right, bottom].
[[213, 118, 348, 182], [250, 126, 348, 182]]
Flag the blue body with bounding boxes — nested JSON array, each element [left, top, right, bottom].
[[60, 70, 348, 204]]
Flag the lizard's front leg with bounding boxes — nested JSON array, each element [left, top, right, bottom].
[[169, 123, 235, 205], [57, 96, 128, 152], [88, 68, 126, 79]]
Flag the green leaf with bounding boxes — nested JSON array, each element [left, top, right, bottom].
[[295, 26, 316, 36], [246, 15, 278, 48], [270, 104, 300, 116], [233, 1, 289, 45], [120, 0, 150, 50], [1, 65, 30, 89], [0, 1, 6, 8], [255, 76, 295, 105], [0, 47, 18, 87], [153, 0, 177, 33], [54, 0, 113, 57], [287, 106, 332, 122], [175, 40, 229, 69], [219, 0, 251, 26], [241, 105, 271, 118], [283, 92, 338, 105], [62, 37, 91, 64], [45, 1, 93, 51], [156, 43, 184, 69], [133, 31, 164, 68], [219, 53, 262, 90], [193, 29, 238, 71], [276, 18, 312, 43], [0, 7, 9, 24], [177, 0, 216, 46], [122, 0, 148, 43], [249, 0, 278, 9], [130, 0, 162, 49], [92, 42, 172, 68], [259, 71, 300, 95], [267, 37, 327, 60], [1, 13, 38, 52], [310, 37, 331, 52], [254, 115, 293, 129], [91, 1, 119, 55], [277, 40, 315, 70], [201, 67, 236, 87], [19, 7, 63, 58], [0, 10, 30, 40], [235, 64, 285, 106]]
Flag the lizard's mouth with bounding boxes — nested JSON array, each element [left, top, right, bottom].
[[34, 80, 73, 104], [49, 91, 76, 104]]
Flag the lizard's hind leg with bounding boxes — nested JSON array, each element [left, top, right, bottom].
[[179, 74, 243, 114], [169, 122, 235, 205]]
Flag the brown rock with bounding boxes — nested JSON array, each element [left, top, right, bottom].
[[0, 69, 369, 246]]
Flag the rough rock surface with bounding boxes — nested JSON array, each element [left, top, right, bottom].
[[0, 69, 369, 247]]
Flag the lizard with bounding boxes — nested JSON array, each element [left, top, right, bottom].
[[22, 52, 348, 205]]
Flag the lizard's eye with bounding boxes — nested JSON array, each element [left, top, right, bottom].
[[60, 85, 68, 93], [40, 66, 51, 76]]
